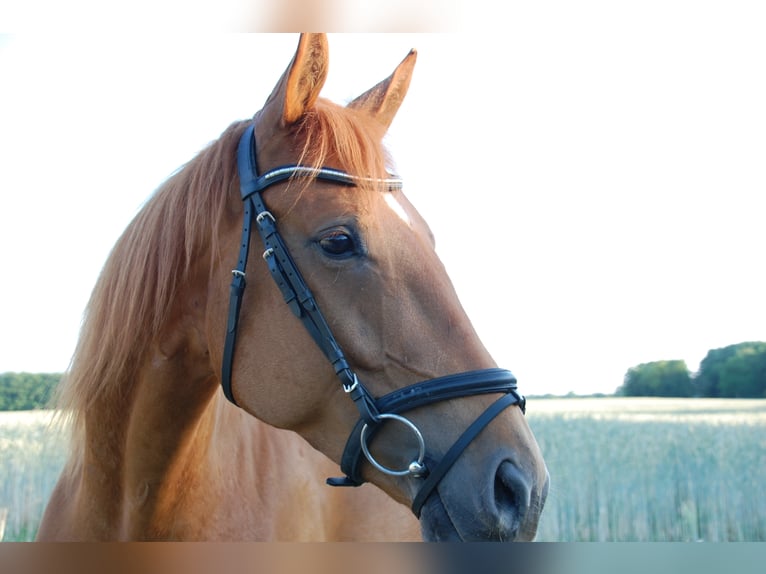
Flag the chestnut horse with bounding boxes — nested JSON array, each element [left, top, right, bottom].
[[37, 34, 548, 541]]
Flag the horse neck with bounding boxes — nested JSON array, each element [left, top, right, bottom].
[[89, 355, 340, 540], [79, 329, 222, 538], [66, 285, 419, 540], [78, 315, 338, 540]]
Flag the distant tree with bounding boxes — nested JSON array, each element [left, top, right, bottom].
[[695, 342, 766, 398], [0, 372, 62, 410], [618, 360, 693, 397], [695, 345, 739, 397]]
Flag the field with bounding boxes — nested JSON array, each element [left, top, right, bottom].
[[1, 398, 764, 541], [529, 397, 766, 541], [0, 410, 68, 541]]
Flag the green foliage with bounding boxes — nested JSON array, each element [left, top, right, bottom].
[[695, 342, 766, 398], [618, 360, 693, 397], [0, 373, 62, 411], [619, 342, 766, 398]]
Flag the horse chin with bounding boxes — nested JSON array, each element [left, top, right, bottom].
[[418, 493, 464, 542], [418, 489, 542, 542]]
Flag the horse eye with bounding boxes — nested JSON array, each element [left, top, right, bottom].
[[318, 231, 356, 257]]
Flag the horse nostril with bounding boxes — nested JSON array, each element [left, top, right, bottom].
[[493, 461, 532, 539]]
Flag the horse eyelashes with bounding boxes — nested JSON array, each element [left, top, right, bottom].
[[319, 230, 356, 257]]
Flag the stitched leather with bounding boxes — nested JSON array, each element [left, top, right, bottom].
[[330, 368, 523, 490]]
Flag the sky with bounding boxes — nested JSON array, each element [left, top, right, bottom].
[[1, 18, 765, 396]]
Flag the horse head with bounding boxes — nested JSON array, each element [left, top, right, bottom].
[[216, 34, 548, 541]]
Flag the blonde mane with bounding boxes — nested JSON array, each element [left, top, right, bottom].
[[54, 98, 393, 449]]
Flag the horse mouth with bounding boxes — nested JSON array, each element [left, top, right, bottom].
[[419, 493, 464, 541], [418, 481, 546, 542]]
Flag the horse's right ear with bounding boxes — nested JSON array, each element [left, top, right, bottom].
[[261, 33, 329, 128]]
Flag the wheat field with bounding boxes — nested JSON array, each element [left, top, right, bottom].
[[1, 398, 764, 541], [0, 410, 68, 541], [529, 397, 766, 541]]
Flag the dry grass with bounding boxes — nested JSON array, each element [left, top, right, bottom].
[[0, 410, 68, 541], [528, 397, 766, 541]]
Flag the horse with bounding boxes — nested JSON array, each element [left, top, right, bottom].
[[37, 33, 548, 541]]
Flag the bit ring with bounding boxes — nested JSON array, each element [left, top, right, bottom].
[[360, 413, 427, 477]]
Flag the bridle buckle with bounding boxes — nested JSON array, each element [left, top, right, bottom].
[[256, 210, 275, 225], [343, 373, 360, 393]]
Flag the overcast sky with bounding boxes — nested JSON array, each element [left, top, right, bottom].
[[1, 21, 764, 395]]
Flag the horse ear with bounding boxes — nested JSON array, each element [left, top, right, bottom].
[[348, 49, 417, 130], [263, 33, 329, 126]]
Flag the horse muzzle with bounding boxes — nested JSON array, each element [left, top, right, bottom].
[[419, 455, 550, 542]]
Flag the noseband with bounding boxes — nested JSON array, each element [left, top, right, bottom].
[[222, 123, 527, 517]]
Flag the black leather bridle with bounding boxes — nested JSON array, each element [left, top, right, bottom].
[[222, 123, 527, 517]]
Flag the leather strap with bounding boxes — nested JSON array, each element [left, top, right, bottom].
[[223, 123, 529, 517], [223, 124, 394, 423], [328, 368, 523, 488], [410, 392, 521, 517]]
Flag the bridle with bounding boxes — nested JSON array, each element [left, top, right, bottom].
[[222, 123, 527, 518]]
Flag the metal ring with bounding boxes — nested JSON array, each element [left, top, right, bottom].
[[360, 413, 427, 477]]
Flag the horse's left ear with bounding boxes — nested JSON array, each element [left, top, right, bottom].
[[262, 33, 329, 127], [348, 49, 417, 130]]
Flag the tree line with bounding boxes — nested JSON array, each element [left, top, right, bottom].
[[2, 342, 764, 408], [0, 372, 61, 410], [618, 341, 766, 398]]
